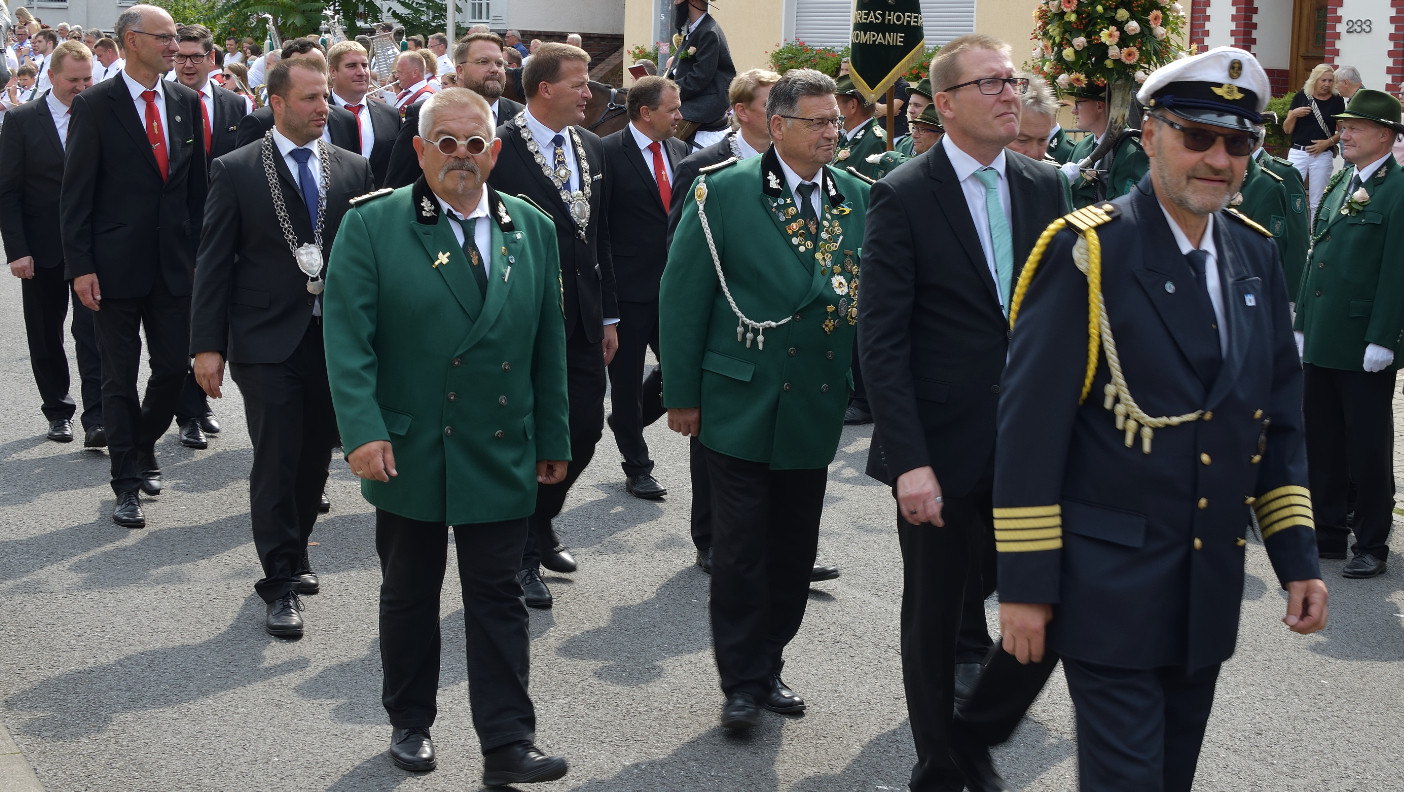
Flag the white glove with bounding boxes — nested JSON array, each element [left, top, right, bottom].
[[1363, 343, 1394, 373], [1294, 331, 1305, 360], [1060, 161, 1081, 184]]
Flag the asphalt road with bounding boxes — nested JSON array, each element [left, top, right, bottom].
[[0, 266, 1401, 792]]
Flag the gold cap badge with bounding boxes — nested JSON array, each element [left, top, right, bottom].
[[1211, 83, 1244, 101], [1229, 59, 1243, 79]]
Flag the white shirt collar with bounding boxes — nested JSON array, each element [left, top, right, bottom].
[[44, 89, 67, 118], [333, 92, 366, 108], [844, 116, 873, 142], [523, 105, 566, 139], [401, 77, 430, 95], [1157, 199, 1218, 260], [942, 134, 1007, 182], [628, 120, 660, 151], [687, 13, 708, 35], [1355, 152, 1394, 184], [120, 69, 165, 102], [271, 126, 320, 166], [735, 131, 764, 160], [436, 188, 490, 222], [774, 149, 824, 207]]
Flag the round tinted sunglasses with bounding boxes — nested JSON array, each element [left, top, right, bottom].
[[422, 134, 489, 156]]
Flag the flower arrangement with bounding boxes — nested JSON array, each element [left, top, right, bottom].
[[1028, 0, 1188, 94], [768, 40, 849, 78], [628, 43, 661, 65], [1342, 186, 1371, 216]]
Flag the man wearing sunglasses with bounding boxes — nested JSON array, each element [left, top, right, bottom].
[[987, 47, 1327, 791], [324, 87, 571, 786]]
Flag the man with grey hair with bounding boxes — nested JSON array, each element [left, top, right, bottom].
[[564, 33, 583, 48], [1006, 71, 1060, 162], [661, 68, 871, 731], [428, 32, 452, 77], [325, 86, 571, 785], [1334, 65, 1363, 100], [504, 29, 528, 59]]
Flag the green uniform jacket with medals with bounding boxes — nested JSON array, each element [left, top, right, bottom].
[[1255, 150, 1310, 300], [868, 149, 910, 180], [1237, 154, 1307, 297], [1294, 156, 1404, 371], [894, 135, 915, 157], [1047, 127, 1075, 164], [1068, 131, 1148, 208], [834, 117, 887, 181], [661, 147, 871, 469], [324, 178, 572, 524]]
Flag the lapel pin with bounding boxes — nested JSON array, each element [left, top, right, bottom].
[[1244, 294, 1256, 306], [1164, 281, 1175, 293], [174, 115, 181, 123], [434, 251, 449, 268], [503, 266, 511, 282]]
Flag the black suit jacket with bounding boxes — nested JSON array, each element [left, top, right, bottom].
[[61, 76, 208, 298], [667, 130, 737, 243], [664, 15, 735, 127], [858, 144, 1069, 494], [601, 125, 687, 303], [235, 104, 361, 153], [0, 91, 65, 267], [488, 116, 614, 341], [191, 140, 374, 364], [208, 83, 250, 160], [384, 96, 523, 189]]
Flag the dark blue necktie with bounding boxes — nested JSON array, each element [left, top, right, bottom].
[[289, 147, 319, 230]]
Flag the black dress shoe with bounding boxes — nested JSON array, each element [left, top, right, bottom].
[[389, 726, 436, 772], [46, 418, 74, 442], [810, 564, 840, 582], [697, 547, 713, 574], [199, 412, 221, 434], [1342, 553, 1387, 579], [949, 730, 1013, 792], [483, 741, 568, 787], [953, 662, 982, 706], [625, 473, 668, 500], [519, 568, 552, 609], [763, 674, 806, 714], [138, 452, 161, 496], [179, 419, 208, 449], [719, 692, 761, 731], [265, 592, 304, 638], [541, 544, 577, 574], [112, 490, 145, 529], [83, 425, 106, 449], [843, 404, 873, 425], [295, 551, 320, 595], [318, 491, 331, 513]]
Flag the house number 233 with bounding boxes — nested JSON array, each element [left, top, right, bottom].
[[1345, 19, 1373, 33]]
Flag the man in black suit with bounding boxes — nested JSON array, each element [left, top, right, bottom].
[[234, 39, 359, 153], [170, 22, 248, 450], [857, 34, 1068, 792], [600, 76, 686, 502], [664, 0, 735, 147], [328, 40, 399, 186], [488, 42, 616, 609], [191, 57, 374, 638], [0, 41, 104, 447], [61, 4, 208, 529], [385, 33, 523, 189]]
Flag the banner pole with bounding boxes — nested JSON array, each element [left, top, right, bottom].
[[885, 86, 895, 151]]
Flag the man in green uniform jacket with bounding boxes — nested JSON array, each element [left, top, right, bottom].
[[1293, 89, 1404, 579], [323, 88, 572, 786], [869, 103, 943, 179], [1254, 145, 1310, 299], [833, 74, 888, 180], [660, 69, 870, 732], [1061, 86, 1149, 207], [1236, 152, 1307, 297], [893, 77, 933, 157]]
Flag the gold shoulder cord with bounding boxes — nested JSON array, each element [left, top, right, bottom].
[[1009, 203, 1203, 454]]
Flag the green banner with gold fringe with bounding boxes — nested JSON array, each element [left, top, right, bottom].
[[848, 0, 926, 103]]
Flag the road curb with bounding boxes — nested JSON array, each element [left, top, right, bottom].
[[0, 717, 44, 792]]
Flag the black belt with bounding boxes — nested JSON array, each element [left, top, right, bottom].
[[1291, 144, 1321, 151]]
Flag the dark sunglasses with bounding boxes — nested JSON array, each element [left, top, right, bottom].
[[1154, 114, 1259, 157], [422, 134, 489, 156]]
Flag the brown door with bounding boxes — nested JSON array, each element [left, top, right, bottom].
[[1290, 0, 1329, 93]]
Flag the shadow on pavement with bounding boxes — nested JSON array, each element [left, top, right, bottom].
[[563, 722, 783, 792]]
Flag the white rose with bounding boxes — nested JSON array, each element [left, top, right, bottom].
[[1125, 20, 1141, 34], [1353, 187, 1371, 203], [1170, 2, 1183, 12], [1057, 73, 1071, 87], [1153, 26, 1167, 39], [1135, 69, 1149, 83], [1107, 45, 1121, 59]]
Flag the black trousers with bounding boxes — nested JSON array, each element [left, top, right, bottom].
[[606, 299, 665, 477], [898, 490, 992, 792], [522, 326, 605, 569], [1303, 364, 1395, 558], [377, 509, 536, 753], [229, 326, 337, 602], [175, 365, 211, 424], [92, 285, 189, 494], [956, 647, 1060, 746], [1063, 658, 1220, 792], [688, 436, 712, 551], [705, 448, 825, 698], [21, 264, 102, 429]]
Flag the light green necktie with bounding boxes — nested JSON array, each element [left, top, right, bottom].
[[974, 167, 1014, 315]]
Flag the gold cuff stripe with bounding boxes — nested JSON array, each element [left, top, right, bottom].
[[1254, 492, 1311, 516], [1253, 485, 1310, 510], [992, 516, 1062, 530], [994, 527, 1062, 541], [1261, 518, 1313, 540], [992, 505, 1061, 519], [1256, 500, 1312, 525], [1260, 509, 1314, 539], [996, 538, 1063, 553]]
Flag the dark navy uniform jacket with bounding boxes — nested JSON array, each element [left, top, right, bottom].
[[993, 176, 1321, 672]]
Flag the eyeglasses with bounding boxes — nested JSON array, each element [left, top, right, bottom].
[[423, 134, 490, 156], [459, 58, 506, 69], [172, 54, 209, 65], [132, 30, 178, 46], [779, 114, 844, 131], [1154, 114, 1259, 157], [944, 77, 1030, 96]]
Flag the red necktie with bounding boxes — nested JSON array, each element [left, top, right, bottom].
[[346, 103, 364, 151], [142, 89, 169, 181], [200, 97, 212, 154], [649, 141, 671, 209]]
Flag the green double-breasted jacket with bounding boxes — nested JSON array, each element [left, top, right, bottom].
[[1255, 150, 1310, 301], [834, 117, 887, 181], [1068, 132, 1148, 208], [1238, 154, 1307, 298], [661, 148, 871, 469]]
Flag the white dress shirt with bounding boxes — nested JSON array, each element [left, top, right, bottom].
[[943, 135, 1011, 307], [773, 150, 823, 221], [32, 53, 50, 93], [628, 121, 673, 185], [523, 106, 579, 191], [45, 89, 70, 148], [271, 126, 325, 193], [1157, 201, 1227, 353], [735, 131, 764, 160], [394, 77, 436, 111], [121, 69, 170, 148], [436, 53, 454, 77], [1353, 152, 1394, 185], [97, 59, 125, 82], [436, 190, 493, 277], [333, 92, 375, 160]]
